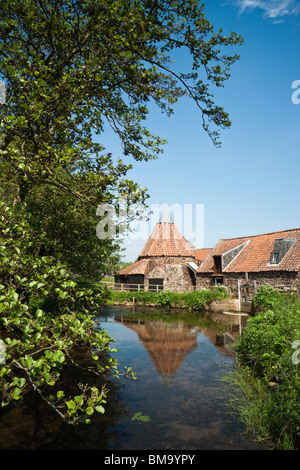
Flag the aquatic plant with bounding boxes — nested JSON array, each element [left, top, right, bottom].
[[131, 412, 151, 423]]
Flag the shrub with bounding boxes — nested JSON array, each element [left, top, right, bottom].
[[252, 284, 284, 310], [156, 291, 176, 307], [110, 286, 228, 311], [0, 201, 117, 424], [183, 286, 227, 311], [233, 286, 300, 449]]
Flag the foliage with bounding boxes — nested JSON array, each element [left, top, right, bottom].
[[0, 1, 243, 183], [252, 284, 284, 311], [0, 201, 124, 424], [110, 286, 228, 310], [231, 286, 300, 450], [0, 158, 122, 281], [182, 286, 227, 310], [0, 0, 243, 426], [0, 0, 243, 279]]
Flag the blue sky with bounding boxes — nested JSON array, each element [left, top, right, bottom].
[[111, 0, 300, 261]]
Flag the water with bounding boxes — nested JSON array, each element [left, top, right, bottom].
[[0, 305, 269, 450]]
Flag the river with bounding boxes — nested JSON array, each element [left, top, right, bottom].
[[0, 304, 269, 451]]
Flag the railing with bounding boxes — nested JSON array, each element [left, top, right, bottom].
[[102, 282, 163, 292], [273, 285, 300, 295], [99, 281, 224, 294], [99, 280, 300, 298]]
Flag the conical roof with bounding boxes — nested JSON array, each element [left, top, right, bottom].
[[138, 210, 195, 258], [158, 209, 174, 223], [116, 318, 199, 385]]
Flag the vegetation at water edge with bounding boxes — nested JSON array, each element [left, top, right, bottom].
[[225, 285, 300, 450]]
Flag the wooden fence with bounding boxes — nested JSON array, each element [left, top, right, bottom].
[[99, 281, 162, 292], [99, 281, 221, 294], [274, 285, 300, 295], [99, 281, 300, 296]]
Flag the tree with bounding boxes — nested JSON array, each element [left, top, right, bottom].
[[0, 0, 243, 423], [0, 0, 243, 202], [0, 158, 123, 280], [0, 200, 126, 424]]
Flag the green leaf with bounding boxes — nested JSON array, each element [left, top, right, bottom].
[[95, 405, 105, 414], [66, 400, 76, 410], [19, 378, 26, 388], [74, 395, 83, 405], [86, 406, 94, 415], [11, 388, 21, 400]]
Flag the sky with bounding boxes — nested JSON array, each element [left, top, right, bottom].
[[106, 0, 300, 261]]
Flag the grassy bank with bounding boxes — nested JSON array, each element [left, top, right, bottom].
[[107, 286, 228, 311], [226, 285, 300, 450]]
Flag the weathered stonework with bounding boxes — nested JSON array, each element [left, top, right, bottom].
[[204, 298, 240, 313], [145, 256, 196, 291], [196, 229, 300, 299], [116, 211, 205, 292], [197, 271, 300, 298]]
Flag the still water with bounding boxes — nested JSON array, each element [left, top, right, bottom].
[[0, 305, 268, 450]]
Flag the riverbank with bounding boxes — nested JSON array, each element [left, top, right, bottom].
[[106, 286, 231, 311], [107, 285, 300, 450], [77, 279, 300, 449], [226, 286, 300, 450]]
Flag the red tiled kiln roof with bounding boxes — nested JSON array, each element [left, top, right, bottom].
[[138, 221, 195, 258]]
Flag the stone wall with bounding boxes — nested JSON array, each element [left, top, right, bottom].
[[196, 273, 213, 290], [144, 256, 196, 292], [196, 270, 300, 298]]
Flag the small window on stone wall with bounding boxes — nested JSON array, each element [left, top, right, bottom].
[[149, 278, 164, 291]]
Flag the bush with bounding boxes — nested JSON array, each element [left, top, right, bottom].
[[183, 286, 227, 311], [232, 286, 300, 449], [252, 284, 284, 310], [0, 201, 118, 424], [110, 286, 228, 311]]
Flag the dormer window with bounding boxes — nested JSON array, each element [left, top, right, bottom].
[[213, 255, 222, 274], [269, 239, 295, 266]]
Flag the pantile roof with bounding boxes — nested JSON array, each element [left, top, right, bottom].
[[197, 228, 300, 274], [118, 259, 149, 276], [194, 248, 212, 263], [138, 219, 195, 258], [117, 211, 200, 277]]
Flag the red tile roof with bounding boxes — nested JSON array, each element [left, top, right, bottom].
[[194, 248, 212, 263], [198, 229, 300, 274], [138, 222, 195, 258], [118, 259, 149, 275]]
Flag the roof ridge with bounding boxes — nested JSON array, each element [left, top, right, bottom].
[[218, 228, 300, 242]]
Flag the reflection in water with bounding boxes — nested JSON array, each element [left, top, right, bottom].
[[115, 317, 199, 385], [0, 305, 268, 450], [114, 311, 239, 386]]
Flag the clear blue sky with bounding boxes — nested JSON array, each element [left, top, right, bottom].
[[108, 0, 300, 261]]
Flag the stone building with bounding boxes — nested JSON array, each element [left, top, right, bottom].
[[196, 228, 300, 297], [115, 211, 211, 292]]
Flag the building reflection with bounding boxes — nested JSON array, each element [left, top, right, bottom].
[[114, 316, 237, 385]]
